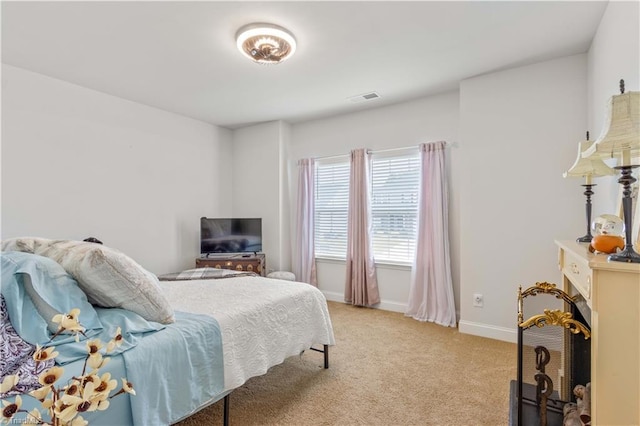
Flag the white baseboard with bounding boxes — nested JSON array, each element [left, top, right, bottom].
[[324, 292, 520, 345], [320, 290, 344, 303], [458, 320, 517, 344], [321, 290, 408, 314], [376, 300, 407, 314], [458, 321, 564, 349]]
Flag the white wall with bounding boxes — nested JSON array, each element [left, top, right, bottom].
[[587, 0, 640, 216], [231, 120, 291, 273], [458, 54, 588, 341], [278, 122, 292, 273], [289, 92, 460, 313], [1, 64, 233, 274], [453, 2, 639, 342]]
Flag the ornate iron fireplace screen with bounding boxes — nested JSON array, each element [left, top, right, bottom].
[[516, 282, 591, 426]]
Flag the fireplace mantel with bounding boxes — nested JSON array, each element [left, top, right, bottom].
[[556, 240, 640, 425]]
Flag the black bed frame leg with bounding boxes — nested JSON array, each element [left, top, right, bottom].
[[310, 344, 330, 369], [323, 344, 329, 369], [223, 394, 229, 426]]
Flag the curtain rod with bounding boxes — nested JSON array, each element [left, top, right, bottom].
[[312, 145, 420, 162], [313, 153, 349, 161], [311, 142, 450, 162]]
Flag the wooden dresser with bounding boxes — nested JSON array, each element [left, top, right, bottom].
[[196, 253, 266, 276], [556, 240, 640, 425]]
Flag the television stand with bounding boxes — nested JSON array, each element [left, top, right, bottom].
[[196, 253, 265, 276]]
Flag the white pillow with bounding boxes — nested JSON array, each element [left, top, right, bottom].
[[3, 238, 175, 324], [1, 237, 52, 254], [267, 271, 296, 281]]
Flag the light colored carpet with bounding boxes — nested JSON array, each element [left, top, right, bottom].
[[176, 301, 516, 426]]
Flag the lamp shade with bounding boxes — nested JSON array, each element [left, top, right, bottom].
[[582, 80, 640, 165], [563, 139, 616, 179]]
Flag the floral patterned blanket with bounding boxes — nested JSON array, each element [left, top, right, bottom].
[[0, 295, 53, 398]]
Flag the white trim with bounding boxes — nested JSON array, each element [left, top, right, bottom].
[[316, 256, 346, 264], [458, 321, 564, 349], [374, 261, 411, 270], [458, 320, 517, 344], [323, 290, 519, 342], [321, 290, 344, 303], [375, 300, 407, 313], [316, 257, 411, 271], [321, 291, 408, 314], [322, 292, 462, 322]]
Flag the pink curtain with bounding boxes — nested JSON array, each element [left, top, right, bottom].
[[345, 148, 380, 307], [406, 141, 456, 327], [293, 158, 317, 286]]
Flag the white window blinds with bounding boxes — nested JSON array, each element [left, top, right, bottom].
[[370, 151, 420, 264], [315, 159, 350, 259], [314, 149, 420, 264]]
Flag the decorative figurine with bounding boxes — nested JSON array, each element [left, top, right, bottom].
[[590, 214, 625, 254]]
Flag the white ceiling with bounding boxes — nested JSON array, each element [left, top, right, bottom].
[[1, 1, 608, 129]]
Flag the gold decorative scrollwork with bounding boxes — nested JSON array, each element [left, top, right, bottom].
[[517, 282, 580, 326], [520, 309, 591, 339], [520, 282, 576, 305]]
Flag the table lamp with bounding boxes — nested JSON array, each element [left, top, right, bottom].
[[583, 79, 640, 263], [563, 131, 615, 242]]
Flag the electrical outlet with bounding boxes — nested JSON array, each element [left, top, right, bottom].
[[473, 293, 484, 308]]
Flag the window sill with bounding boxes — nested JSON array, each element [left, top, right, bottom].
[[315, 257, 411, 271], [375, 261, 412, 271], [315, 256, 346, 265]]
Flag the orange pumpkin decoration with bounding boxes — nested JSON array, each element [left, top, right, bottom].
[[591, 234, 625, 254]]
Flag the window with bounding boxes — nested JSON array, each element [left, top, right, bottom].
[[314, 159, 350, 259], [314, 149, 420, 264], [370, 152, 420, 264]]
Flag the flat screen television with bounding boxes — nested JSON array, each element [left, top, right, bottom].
[[200, 217, 262, 255]]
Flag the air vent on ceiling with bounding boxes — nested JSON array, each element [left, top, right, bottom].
[[347, 92, 381, 103]]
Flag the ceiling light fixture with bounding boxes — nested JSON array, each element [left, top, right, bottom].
[[236, 23, 296, 65]]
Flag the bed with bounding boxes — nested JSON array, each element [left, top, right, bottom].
[[0, 238, 335, 426]]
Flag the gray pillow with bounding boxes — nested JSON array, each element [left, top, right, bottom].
[[3, 238, 175, 324]]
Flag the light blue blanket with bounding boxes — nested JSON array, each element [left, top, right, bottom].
[[123, 311, 225, 426], [1, 251, 225, 425]]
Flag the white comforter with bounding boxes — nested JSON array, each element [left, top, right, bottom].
[[159, 276, 335, 391]]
